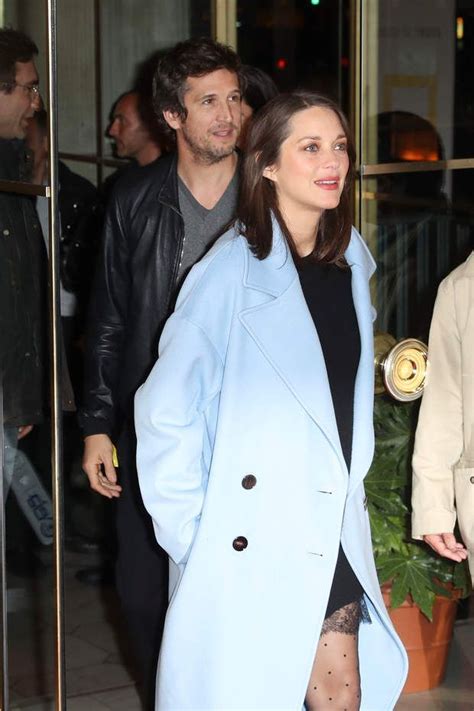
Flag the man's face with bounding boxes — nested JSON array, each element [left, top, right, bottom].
[[165, 69, 241, 164], [107, 93, 150, 160], [0, 60, 40, 139]]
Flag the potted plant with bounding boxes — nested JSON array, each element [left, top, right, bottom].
[[365, 396, 471, 693]]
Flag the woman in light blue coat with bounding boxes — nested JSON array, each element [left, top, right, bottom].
[[135, 92, 408, 710]]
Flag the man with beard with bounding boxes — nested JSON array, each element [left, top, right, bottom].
[[80, 37, 242, 708]]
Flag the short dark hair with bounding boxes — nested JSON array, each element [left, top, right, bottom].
[[0, 27, 38, 91], [152, 37, 242, 139], [237, 91, 356, 263], [241, 65, 278, 114]]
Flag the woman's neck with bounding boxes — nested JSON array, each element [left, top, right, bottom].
[[281, 207, 322, 257]]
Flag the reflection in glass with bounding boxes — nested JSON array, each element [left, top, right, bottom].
[[361, 1, 474, 341], [364, 167, 474, 340], [0, 14, 55, 706], [363, 0, 474, 163], [3, 2, 214, 706], [53, 0, 212, 180]]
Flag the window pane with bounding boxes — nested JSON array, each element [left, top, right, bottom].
[[100, 1, 210, 159], [237, 0, 351, 110], [58, 0, 97, 159], [362, 0, 474, 164], [55, 0, 211, 171], [363, 168, 474, 340]]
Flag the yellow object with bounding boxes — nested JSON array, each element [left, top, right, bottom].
[[374, 333, 428, 401], [112, 446, 119, 468]]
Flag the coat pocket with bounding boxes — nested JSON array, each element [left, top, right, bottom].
[[454, 467, 474, 552]]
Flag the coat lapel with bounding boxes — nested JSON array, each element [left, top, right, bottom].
[[239, 223, 376, 488], [240, 223, 345, 474], [345, 231, 376, 495]]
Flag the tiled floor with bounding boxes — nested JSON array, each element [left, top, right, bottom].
[[8, 547, 140, 710], [7, 546, 474, 710]]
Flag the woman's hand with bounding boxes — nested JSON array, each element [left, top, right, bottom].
[[423, 532, 468, 563]]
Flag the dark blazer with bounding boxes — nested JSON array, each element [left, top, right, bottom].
[[0, 139, 47, 426], [80, 153, 183, 437], [58, 160, 102, 301]]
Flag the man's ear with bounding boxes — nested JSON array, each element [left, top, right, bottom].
[[263, 164, 277, 182], [163, 110, 182, 131]]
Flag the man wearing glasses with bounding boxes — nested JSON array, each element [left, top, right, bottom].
[[0, 28, 40, 140], [0, 28, 47, 573]]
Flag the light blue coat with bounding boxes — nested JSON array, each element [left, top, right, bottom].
[[135, 222, 408, 710]]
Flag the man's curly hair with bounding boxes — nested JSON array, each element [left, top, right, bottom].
[[152, 37, 243, 142]]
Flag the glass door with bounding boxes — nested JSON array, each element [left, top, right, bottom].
[[0, 1, 64, 708], [356, 0, 474, 340], [0, 2, 220, 708]]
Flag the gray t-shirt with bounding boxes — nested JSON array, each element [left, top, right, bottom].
[[177, 168, 238, 282]]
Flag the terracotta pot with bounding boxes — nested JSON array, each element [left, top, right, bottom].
[[382, 583, 459, 693]]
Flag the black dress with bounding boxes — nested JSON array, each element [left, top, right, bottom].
[[296, 256, 364, 620]]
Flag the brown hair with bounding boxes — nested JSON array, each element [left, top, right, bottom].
[[237, 91, 355, 263], [152, 37, 242, 143]]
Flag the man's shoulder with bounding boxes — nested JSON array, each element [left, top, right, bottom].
[[110, 153, 177, 209], [58, 161, 98, 201]]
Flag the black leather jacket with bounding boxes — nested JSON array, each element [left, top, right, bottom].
[[80, 154, 184, 437]]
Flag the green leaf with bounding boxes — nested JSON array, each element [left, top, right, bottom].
[[365, 454, 407, 489], [370, 513, 407, 555], [377, 554, 435, 620], [453, 560, 473, 597], [368, 396, 470, 620], [366, 488, 406, 516]]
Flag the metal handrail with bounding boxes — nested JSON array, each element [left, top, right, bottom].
[[46, 1, 66, 708]]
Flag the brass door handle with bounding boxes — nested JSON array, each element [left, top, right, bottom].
[[374, 332, 428, 401]]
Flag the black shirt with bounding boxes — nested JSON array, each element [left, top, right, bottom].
[[296, 256, 363, 618]]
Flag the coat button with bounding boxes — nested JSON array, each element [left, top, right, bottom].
[[242, 474, 257, 490], [232, 536, 248, 552], [2, 229, 10, 236], [470, 476, 474, 484]]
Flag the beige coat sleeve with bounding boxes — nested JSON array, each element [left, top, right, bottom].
[[412, 276, 463, 538]]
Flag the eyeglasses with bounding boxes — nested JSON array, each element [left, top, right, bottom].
[[1, 81, 40, 98]]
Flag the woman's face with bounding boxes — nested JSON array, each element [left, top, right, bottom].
[[263, 106, 350, 224]]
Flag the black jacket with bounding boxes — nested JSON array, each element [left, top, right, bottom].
[[80, 154, 185, 437], [0, 139, 46, 426], [58, 160, 102, 301]]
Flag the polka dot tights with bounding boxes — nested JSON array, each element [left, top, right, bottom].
[[304, 601, 361, 711]]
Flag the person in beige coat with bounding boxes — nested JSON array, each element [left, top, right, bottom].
[[412, 252, 473, 583]]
